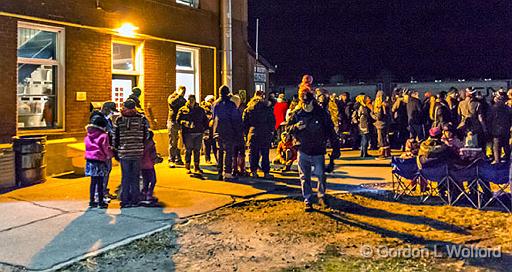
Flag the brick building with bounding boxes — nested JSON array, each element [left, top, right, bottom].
[[0, 0, 251, 174]]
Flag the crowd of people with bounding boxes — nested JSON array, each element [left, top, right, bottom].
[[83, 74, 512, 211]]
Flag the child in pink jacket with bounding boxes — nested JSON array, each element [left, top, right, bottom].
[[140, 131, 162, 205], [84, 117, 114, 208]]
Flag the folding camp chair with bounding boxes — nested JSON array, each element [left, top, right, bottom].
[[478, 162, 512, 213], [391, 157, 421, 200], [418, 161, 451, 204], [448, 160, 480, 209]]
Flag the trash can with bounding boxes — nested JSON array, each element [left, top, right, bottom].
[[13, 135, 47, 187], [0, 147, 15, 190]]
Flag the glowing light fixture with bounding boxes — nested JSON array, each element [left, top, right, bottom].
[[117, 23, 138, 38]]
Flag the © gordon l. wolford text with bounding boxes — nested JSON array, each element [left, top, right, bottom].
[[360, 245, 502, 259]]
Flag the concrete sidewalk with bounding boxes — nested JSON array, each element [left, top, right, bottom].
[[0, 150, 391, 271]]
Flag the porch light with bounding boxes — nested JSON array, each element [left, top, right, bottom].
[[117, 23, 138, 38]]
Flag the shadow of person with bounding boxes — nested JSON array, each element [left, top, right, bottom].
[[29, 207, 177, 271], [314, 209, 512, 271], [325, 196, 469, 235]]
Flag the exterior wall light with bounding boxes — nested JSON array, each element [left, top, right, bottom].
[[117, 23, 139, 38]]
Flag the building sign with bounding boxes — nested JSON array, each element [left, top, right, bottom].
[[254, 72, 267, 83]]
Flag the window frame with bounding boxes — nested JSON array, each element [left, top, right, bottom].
[[17, 21, 65, 132], [176, 0, 199, 8], [176, 46, 200, 99], [111, 38, 144, 108]]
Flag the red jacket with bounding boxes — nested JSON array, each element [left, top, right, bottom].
[[273, 101, 288, 129]]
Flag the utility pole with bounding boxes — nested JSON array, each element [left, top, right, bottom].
[[221, 0, 233, 91]]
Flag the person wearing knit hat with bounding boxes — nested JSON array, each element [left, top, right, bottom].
[[167, 86, 187, 167]]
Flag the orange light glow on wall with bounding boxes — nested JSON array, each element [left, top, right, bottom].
[[116, 23, 139, 38]]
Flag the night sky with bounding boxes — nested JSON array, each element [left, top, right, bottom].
[[248, 0, 512, 86]]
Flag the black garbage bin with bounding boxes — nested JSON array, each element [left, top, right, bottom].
[[13, 135, 47, 187]]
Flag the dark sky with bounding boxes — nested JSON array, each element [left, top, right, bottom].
[[248, 0, 512, 85]]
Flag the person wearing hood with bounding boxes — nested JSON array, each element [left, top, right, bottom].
[[89, 102, 118, 203], [84, 115, 114, 209], [243, 90, 276, 179], [287, 91, 340, 211], [176, 95, 209, 174], [212, 85, 242, 181], [113, 99, 149, 208], [167, 86, 187, 167]]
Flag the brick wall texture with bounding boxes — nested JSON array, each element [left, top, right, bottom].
[[0, 0, 250, 142]]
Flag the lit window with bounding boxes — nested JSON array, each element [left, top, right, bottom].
[[176, 0, 199, 8], [112, 43, 135, 71], [176, 47, 199, 99], [17, 23, 64, 130]]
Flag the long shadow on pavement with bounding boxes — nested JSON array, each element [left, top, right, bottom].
[[28, 207, 177, 271]]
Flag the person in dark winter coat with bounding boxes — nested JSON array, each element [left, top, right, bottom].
[[243, 91, 275, 179], [113, 99, 149, 208], [405, 90, 425, 140], [432, 91, 452, 129], [287, 91, 340, 211], [212, 85, 242, 181], [176, 95, 209, 174], [167, 86, 187, 167], [488, 94, 512, 164]]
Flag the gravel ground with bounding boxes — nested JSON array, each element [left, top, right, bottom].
[[61, 193, 512, 272]]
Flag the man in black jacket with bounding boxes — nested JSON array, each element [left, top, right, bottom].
[[406, 90, 425, 141], [177, 95, 209, 174], [287, 92, 340, 211], [243, 91, 275, 179], [167, 86, 187, 167]]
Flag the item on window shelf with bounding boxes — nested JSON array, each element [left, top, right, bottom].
[[46, 69, 53, 81], [31, 68, 43, 82], [17, 85, 25, 94], [18, 102, 31, 114], [28, 83, 44, 95]]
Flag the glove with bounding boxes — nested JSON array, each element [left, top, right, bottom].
[[331, 149, 341, 160], [325, 155, 335, 173]]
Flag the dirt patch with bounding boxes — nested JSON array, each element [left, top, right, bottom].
[[61, 193, 512, 272]]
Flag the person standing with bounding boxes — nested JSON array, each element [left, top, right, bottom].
[[89, 102, 118, 203], [201, 95, 217, 164], [84, 116, 114, 209], [488, 93, 511, 164], [176, 95, 209, 174], [273, 93, 289, 145], [371, 91, 391, 158], [243, 91, 275, 179], [167, 86, 187, 168], [432, 91, 452, 129], [458, 88, 487, 150], [287, 91, 340, 211], [353, 95, 373, 158], [113, 99, 149, 208], [212, 85, 241, 181], [405, 90, 425, 141]]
